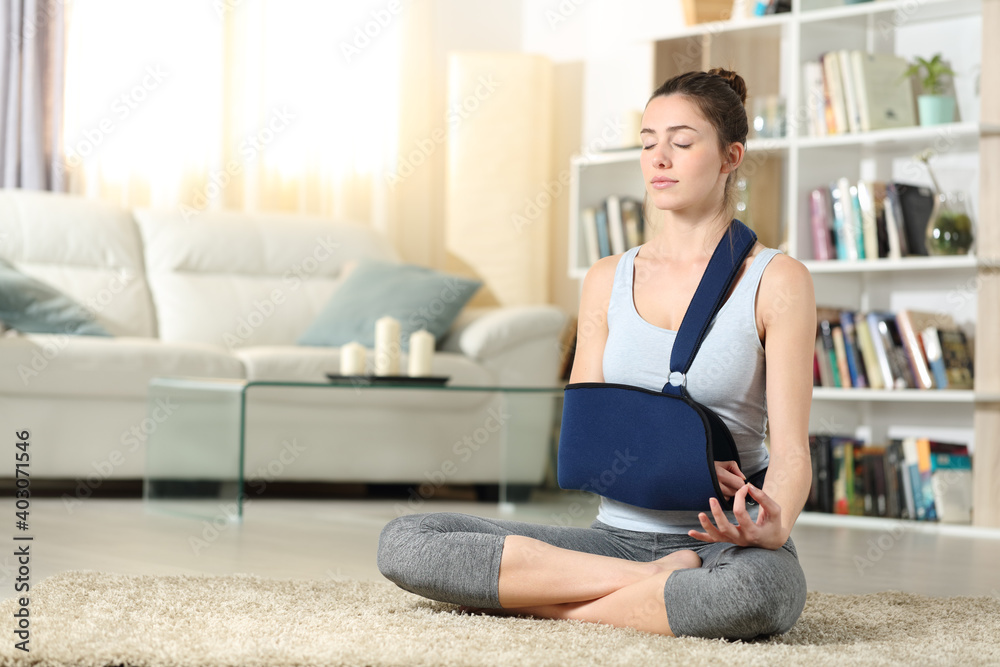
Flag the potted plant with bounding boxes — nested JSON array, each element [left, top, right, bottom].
[[903, 54, 957, 126]]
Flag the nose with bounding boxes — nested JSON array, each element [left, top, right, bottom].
[[650, 144, 670, 168]]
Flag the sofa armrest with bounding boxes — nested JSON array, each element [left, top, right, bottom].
[[440, 305, 568, 362]]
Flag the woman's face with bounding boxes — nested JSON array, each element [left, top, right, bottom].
[[639, 94, 735, 218]]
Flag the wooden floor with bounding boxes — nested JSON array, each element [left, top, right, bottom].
[[6, 494, 1000, 598]]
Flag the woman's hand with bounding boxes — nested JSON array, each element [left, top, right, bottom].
[[714, 460, 745, 500], [687, 483, 786, 551]]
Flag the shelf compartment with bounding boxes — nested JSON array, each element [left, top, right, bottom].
[[803, 255, 1000, 274], [798, 0, 981, 26], [812, 388, 1000, 402], [796, 122, 999, 151]]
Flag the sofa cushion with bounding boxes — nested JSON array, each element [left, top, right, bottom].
[[0, 257, 112, 336], [133, 208, 400, 349], [297, 258, 482, 351], [0, 190, 158, 337], [0, 335, 244, 398], [235, 345, 495, 386]]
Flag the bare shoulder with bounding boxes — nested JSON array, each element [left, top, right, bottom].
[[580, 253, 623, 303], [758, 251, 816, 327]]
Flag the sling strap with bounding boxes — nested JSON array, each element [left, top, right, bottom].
[[662, 219, 758, 397]]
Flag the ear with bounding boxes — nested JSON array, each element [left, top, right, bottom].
[[720, 142, 745, 174]]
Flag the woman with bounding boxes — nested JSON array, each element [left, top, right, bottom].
[[377, 68, 816, 640]]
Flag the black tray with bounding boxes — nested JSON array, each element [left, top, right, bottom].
[[325, 374, 450, 386]]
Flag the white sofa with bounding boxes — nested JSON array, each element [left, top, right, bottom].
[[0, 189, 567, 489]]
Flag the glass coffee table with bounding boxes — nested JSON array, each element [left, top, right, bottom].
[[143, 377, 564, 521]]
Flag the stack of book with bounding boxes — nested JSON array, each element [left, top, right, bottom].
[[580, 195, 647, 265], [810, 178, 939, 261], [814, 307, 974, 390], [806, 434, 973, 524], [802, 49, 917, 137]]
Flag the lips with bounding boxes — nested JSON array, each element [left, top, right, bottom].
[[650, 176, 678, 190]]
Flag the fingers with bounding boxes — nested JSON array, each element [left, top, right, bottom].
[[746, 483, 781, 520], [715, 464, 747, 498], [721, 460, 744, 477]]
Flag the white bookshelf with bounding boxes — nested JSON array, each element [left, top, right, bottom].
[[567, 0, 1000, 527]]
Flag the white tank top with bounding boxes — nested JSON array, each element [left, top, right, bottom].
[[594, 244, 781, 533]]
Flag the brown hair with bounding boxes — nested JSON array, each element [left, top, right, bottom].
[[645, 68, 749, 221]]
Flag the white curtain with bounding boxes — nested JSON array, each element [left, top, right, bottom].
[[0, 0, 65, 190], [62, 0, 401, 227]]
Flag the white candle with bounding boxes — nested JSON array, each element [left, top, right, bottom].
[[407, 329, 435, 377], [340, 341, 366, 375], [374, 315, 401, 376]]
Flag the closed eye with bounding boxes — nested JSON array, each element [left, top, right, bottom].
[[674, 143, 691, 149], [642, 144, 655, 150]]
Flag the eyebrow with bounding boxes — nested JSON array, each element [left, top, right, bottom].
[[640, 125, 700, 135]]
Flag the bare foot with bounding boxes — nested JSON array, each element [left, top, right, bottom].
[[651, 549, 701, 572]]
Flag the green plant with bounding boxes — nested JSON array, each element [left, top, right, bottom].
[[903, 54, 956, 96]]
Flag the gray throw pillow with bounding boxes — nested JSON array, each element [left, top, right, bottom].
[[297, 258, 482, 351], [0, 257, 112, 336]]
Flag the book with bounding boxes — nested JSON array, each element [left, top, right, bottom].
[[832, 326, 851, 390], [883, 183, 910, 258], [620, 197, 643, 250], [803, 61, 828, 137], [821, 52, 849, 134], [902, 437, 933, 520], [809, 188, 834, 260], [814, 338, 834, 387], [856, 180, 881, 261], [849, 183, 866, 259], [921, 326, 949, 389], [894, 310, 940, 390], [834, 178, 861, 260], [849, 51, 917, 131], [808, 434, 834, 513], [830, 436, 853, 515], [867, 312, 903, 389], [606, 195, 626, 255], [893, 182, 936, 256], [580, 207, 600, 267], [884, 439, 906, 518], [838, 50, 862, 134], [883, 314, 916, 388], [839, 310, 868, 388], [914, 437, 938, 521], [817, 308, 844, 387], [854, 314, 884, 389], [594, 205, 611, 258], [938, 328, 974, 389]]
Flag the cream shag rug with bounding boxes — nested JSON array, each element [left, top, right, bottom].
[[1, 571, 999, 667]]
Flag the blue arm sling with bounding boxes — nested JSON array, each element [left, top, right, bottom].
[[557, 219, 758, 511]]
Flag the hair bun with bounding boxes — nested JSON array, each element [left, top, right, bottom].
[[708, 67, 747, 106]]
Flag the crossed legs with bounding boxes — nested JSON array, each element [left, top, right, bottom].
[[492, 535, 701, 635], [377, 512, 806, 639]]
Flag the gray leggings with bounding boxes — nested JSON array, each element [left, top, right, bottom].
[[377, 512, 807, 640]]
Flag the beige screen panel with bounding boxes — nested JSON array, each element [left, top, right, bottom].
[[445, 52, 553, 306]]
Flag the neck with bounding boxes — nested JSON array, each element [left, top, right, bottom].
[[645, 210, 731, 264]]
